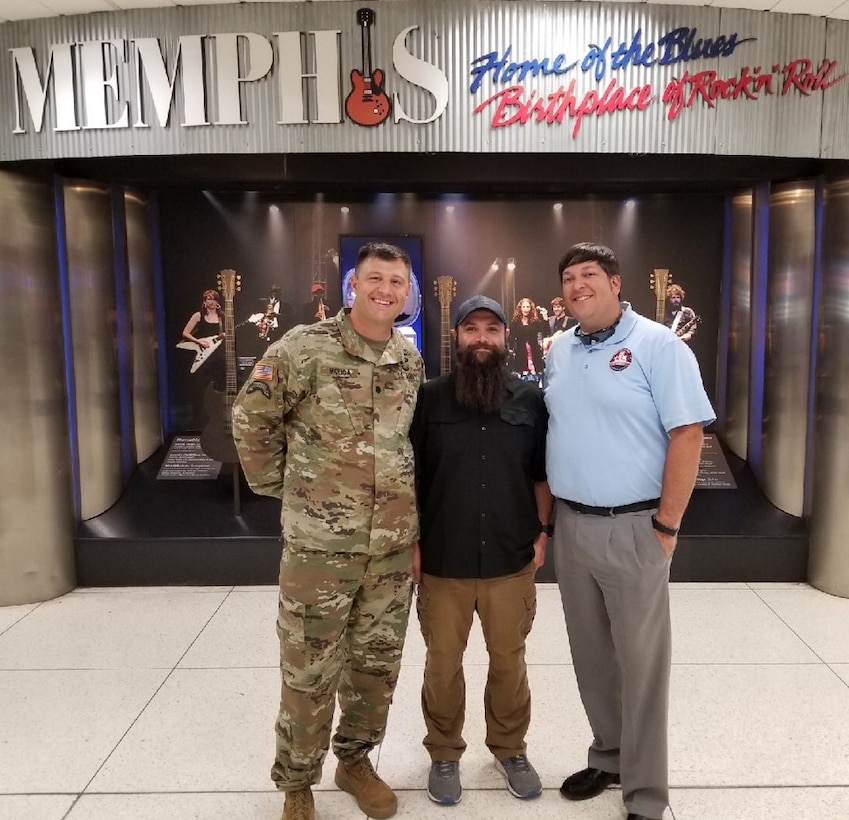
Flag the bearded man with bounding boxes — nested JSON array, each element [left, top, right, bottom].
[[409, 295, 553, 806]]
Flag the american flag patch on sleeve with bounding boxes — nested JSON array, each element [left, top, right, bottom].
[[252, 362, 274, 381]]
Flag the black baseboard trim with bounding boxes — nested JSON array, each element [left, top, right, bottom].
[[75, 437, 808, 587]]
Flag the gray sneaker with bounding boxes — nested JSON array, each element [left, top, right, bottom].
[[495, 754, 542, 799], [427, 760, 462, 805]]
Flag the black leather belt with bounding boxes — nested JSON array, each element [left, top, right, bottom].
[[559, 498, 660, 517]]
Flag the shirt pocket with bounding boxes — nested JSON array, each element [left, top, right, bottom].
[[499, 404, 536, 428], [309, 368, 365, 437]]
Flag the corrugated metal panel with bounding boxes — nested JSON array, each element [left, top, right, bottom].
[[822, 18, 849, 157], [716, 9, 827, 157], [1, 0, 848, 160]]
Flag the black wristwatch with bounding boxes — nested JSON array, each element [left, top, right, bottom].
[[540, 523, 554, 537], [651, 515, 679, 536]]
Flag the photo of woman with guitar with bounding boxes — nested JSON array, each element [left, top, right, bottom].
[[179, 289, 225, 385]]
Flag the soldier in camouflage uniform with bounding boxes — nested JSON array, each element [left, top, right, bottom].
[[232, 243, 424, 820]]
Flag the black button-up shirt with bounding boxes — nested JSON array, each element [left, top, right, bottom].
[[410, 372, 548, 579]]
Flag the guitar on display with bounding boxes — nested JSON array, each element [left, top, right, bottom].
[[434, 275, 457, 377], [345, 7, 391, 127], [649, 268, 672, 323], [176, 315, 252, 373], [200, 269, 241, 464], [176, 335, 224, 374]]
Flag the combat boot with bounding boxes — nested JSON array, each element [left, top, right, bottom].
[[335, 756, 398, 819], [282, 787, 314, 820]]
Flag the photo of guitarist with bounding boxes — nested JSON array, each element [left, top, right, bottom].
[[181, 288, 225, 388], [663, 284, 700, 343]]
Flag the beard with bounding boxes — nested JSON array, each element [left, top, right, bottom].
[[455, 343, 509, 414]]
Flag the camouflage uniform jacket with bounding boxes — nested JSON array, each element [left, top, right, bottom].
[[232, 308, 424, 555]]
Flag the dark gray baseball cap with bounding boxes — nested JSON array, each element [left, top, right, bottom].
[[453, 295, 508, 328]]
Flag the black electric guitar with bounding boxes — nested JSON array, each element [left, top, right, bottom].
[[200, 269, 241, 463], [434, 276, 457, 376]]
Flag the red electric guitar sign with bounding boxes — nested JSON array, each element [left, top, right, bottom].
[[345, 7, 391, 127]]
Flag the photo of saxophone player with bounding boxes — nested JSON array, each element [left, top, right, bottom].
[[302, 283, 329, 324]]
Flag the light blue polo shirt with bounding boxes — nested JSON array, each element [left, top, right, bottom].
[[544, 302, 716, 507]]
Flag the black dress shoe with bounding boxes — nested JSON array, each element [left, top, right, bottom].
[[559, 767, 620, 800]]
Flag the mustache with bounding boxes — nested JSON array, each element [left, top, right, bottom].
[[464, 342, 501, 353]]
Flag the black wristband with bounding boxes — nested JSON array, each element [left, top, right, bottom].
[[540, 523, 554, 537], [651, 515, 679, 536]]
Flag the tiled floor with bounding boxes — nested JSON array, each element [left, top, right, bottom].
[[2, 582, 849, 819]]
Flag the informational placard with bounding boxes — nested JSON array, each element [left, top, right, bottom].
[[156, 435, 222, 480], [695, 433, 737, 489]]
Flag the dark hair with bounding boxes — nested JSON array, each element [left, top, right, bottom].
[[355, 242, 412, 278], [557, 242, 620, 281]]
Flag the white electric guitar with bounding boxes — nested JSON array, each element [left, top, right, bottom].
[[176, 335, 224, 373]]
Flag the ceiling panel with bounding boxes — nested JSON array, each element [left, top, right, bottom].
[[772, 0, 845, 13], [0, 0, 54, 22], [37, 0, 115, 13], [1, 0, 847, 23]]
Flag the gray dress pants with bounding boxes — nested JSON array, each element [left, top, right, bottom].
[[553, 500, 671, 819]]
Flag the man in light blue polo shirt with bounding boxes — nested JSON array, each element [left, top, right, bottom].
[[544, 242, 715, 820]]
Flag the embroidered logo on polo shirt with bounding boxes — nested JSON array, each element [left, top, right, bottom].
[[609, 348, 632, 371]]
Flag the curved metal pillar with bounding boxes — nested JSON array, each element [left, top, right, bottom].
[[62, 180, 124, 520], [759, 182, 816, 517], [721, 191, 754, 459], [809, 178, 849, 597], [0, 171, 75, 605], [125, 189, 163, 462]]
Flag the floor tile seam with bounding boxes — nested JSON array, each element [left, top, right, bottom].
[[670, 660, 830, 666], [825, 662, 849, 691], [60, 794, 81, 820], [11, 784, 849, 798], [0, 665, 187, 672], [0, 660, 830, 671], [73, 590, 242, 794], [61, 789, 283, 796], [171, 664, 278, 670], [170, 587, 239, 670], [398, 661, 577, 668], [748, 587, 833, 664], [0, 601, 46, 638], [669, 784, 849, 790], [74, 665, 178, 797], [70, 587, 237, 594]]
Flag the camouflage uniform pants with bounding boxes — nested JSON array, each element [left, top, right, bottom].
[[271, 543, 413, 791]]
